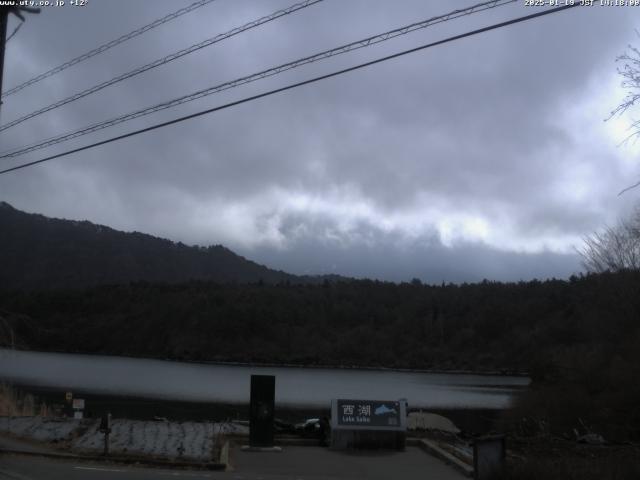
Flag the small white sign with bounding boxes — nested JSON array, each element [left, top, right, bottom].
[[73, 411, 83, 420]]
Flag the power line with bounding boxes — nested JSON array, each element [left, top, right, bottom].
[[0, 0, 323, 133], [0, 3, 580, 177], [0, 0, 516, 158], [0, 126, 76, 157], [5, 19, 23, 44], [1, 0, 217, 99]]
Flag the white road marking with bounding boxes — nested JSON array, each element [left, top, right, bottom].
[[74, 466, 127, 473], [155, 473, 211, 478], [0, 468, 34, 480], [73, 466, 212, 477]]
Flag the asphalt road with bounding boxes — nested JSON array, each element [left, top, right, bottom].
[[1, 446, 466, 480], [0, 455, 216, 480]]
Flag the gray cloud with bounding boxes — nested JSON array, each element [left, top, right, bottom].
[[1, 0, 639, 282], [238, 211, 582, 282]]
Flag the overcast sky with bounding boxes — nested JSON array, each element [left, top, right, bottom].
[[1, 0, 639, 282]]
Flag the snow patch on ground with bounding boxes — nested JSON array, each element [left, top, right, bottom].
[[407, 412, 461, 434], [0, 416, 82, 442], [0, 417, 248, 461]]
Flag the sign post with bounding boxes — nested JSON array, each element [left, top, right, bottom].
[[330, 399, 407, 450], [72, 398, 85, 419], [64, 391, 73, 418]]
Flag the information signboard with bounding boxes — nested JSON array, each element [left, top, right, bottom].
[[336, 400, 401, 428], [330, 398, 407, 450]]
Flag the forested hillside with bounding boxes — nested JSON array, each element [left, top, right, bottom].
[[0, 202, 321, 289]]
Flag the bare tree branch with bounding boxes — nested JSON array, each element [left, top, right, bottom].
[[619, 178, 640, 196], [579, 207, 640, 273], [607, 33, 640, 194]]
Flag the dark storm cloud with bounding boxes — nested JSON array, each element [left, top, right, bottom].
[[1, 0, 639, 282]]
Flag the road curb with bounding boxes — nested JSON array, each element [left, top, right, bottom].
[[408, 438, 474, 477]]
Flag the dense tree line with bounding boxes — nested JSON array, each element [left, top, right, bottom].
[[2, 272, 638, 376]]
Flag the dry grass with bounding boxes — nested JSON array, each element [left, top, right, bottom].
[[507, 455, 640, 480], [503, 434, 640, 480], [0, 383, 47, 416]]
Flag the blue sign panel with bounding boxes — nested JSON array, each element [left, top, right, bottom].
[[336, 399, 401, 427]]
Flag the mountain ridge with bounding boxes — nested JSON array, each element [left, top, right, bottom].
[[0, 201, 338, 290]]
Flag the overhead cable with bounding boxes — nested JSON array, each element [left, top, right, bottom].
[[1, 0, 218, 98], [5, 20, 23, 44], [0, 4, 580, 176], [0, 0, 515, 157], [0, 0, 323, 132]]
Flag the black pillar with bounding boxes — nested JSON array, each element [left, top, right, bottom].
[[249, 374, 275, 447]]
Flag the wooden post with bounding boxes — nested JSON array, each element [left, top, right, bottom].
[[0, 5, 40, 112], [100, 413, 112, 456], [104, 430, 110, 456]]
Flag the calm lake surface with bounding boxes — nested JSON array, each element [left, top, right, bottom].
[[0, 349, 529, 409]]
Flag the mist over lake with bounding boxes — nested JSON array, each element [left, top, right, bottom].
[[0, 349, 528, 409]]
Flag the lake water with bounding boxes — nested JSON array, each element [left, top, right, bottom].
[[0, 349, 529, 409]]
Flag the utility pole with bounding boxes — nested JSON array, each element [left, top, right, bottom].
[[0, 7, 8, 102], [0, 5, 40, 113]]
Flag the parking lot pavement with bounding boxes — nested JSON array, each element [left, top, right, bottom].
[[230, 445, 467, 480], [0, 441, 467, 480]]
